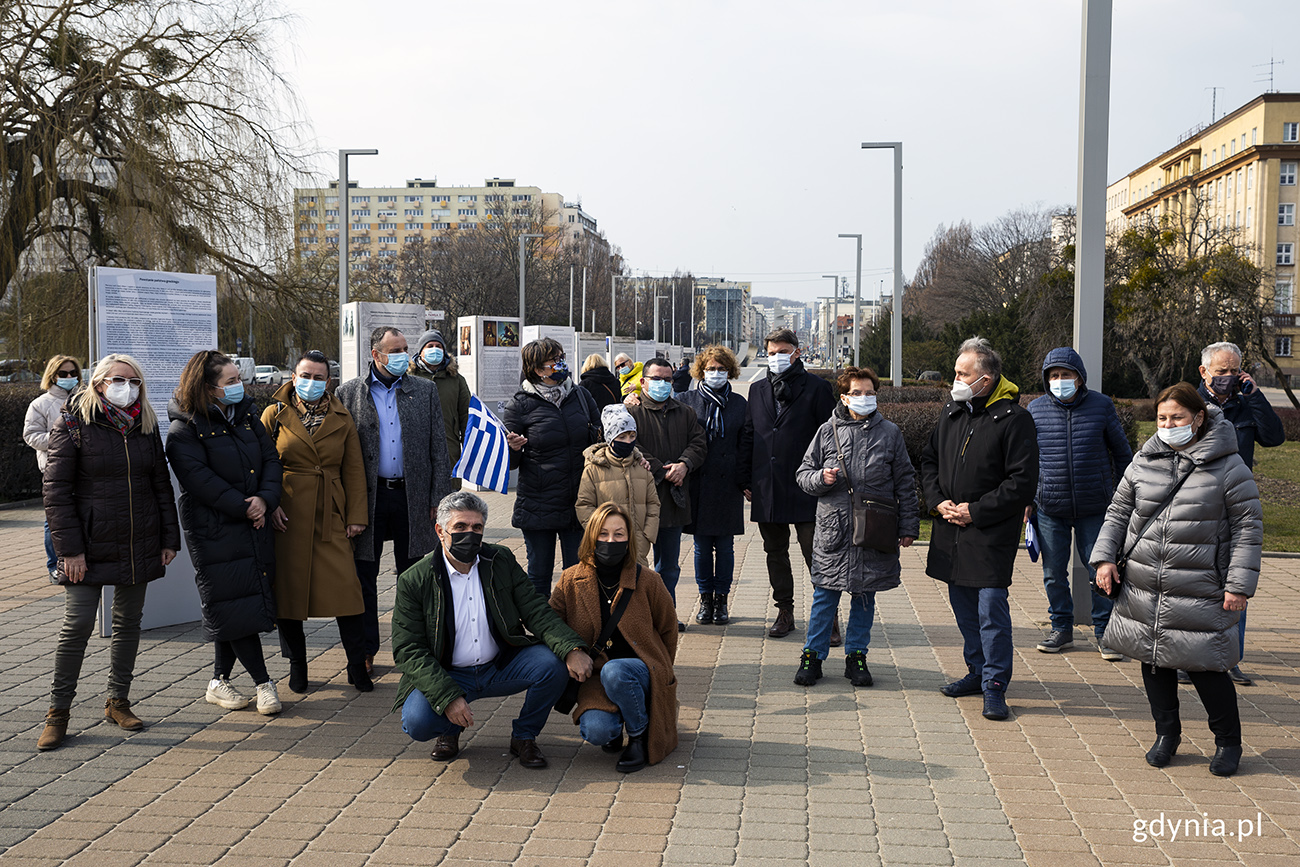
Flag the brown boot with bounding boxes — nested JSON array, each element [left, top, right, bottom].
[[104, 697, 145, 731], [768, 608, 795, 638], [38, 708, 70, 751]]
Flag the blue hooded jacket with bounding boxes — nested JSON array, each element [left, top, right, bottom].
[[1027, 347, 1133, 518]]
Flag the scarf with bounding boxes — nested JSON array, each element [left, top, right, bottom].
[[533, 378, 572, 407], [294, 393, 330, 434], [100, 396, 141, 433], [700, 381, 730, 441], [770, 358, 805, 414]]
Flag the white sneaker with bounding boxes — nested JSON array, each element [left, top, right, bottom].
[[1099, 645, 1124, 662], [255, 680, 282, 715], [206, 677, 249, 710]]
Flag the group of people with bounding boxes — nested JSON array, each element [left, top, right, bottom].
[[25, 321, 1271, 778]]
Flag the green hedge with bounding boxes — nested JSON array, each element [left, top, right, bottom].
[[1, 384, 45, 502]]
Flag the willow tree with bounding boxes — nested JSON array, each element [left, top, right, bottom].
[[0, 0, 309, 303]]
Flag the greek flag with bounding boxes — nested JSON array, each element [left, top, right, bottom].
[[454, 394, 510, 493]]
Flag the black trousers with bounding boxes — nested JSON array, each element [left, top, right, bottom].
[[1141, 662, 1241, 747], [278, 616, 367, 666], [353, 486, 420, 656], [757, 522, 815, 610], [214, 635, 269, 684]]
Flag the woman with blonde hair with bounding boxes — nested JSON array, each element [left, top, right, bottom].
[[550, 502, 679, 773], [40, 354, 181, 750], [25, 354, 83, 580], [579, 353, 622, 410]]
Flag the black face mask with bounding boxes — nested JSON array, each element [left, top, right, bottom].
[[594, 540, 629, 567], [609, 438, 636, 459], [445, 530, 483, 563], [1209, 374, 1239, 397]]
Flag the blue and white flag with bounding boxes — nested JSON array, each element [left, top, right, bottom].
[[454, 394, 510, 493], [1025, 511, 1040, 563]]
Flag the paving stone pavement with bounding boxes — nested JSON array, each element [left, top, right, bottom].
[[2, 495, 1299, 867]]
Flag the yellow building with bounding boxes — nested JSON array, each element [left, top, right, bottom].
[[1106, 93, 1300, 381]]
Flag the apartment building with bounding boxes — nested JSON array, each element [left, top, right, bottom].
[[1105, 93, 1300, 380]]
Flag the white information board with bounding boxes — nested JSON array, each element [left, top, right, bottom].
[[522, 325, 578, 369], [341, 301, 426, 383], [577, 333, 610, 368], [635, 339, 658, 363], [90, 266, 217, 634], [456, 315, 522, 409]]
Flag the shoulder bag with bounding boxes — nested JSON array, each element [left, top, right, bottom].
[[1095, 466, 1194, 599], [831, 417, 899, 553], [553, 566, 638, 713]]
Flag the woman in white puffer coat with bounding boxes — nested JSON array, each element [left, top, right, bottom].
[[1092, 382, 1261, 778], [23, 355, 82, 580]]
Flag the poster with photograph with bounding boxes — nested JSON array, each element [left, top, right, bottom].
[[340, 301, 425, 382], [523, 325, 578, 370], [459, 325, 473, 357], [457, 315, 522, 406]]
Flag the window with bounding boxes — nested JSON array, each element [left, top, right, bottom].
[[1281, 204, 1296, 226], [1231, 140, 1237, 155], [377, 249, 397, 257], [486, 208, 503, 216], [405, 235, 422, 243], [1277, 280, 1294, 314], [351, 196, 369, 203], [1235, 210, 1241, 227], [405, 209, 424, 216], [432, 222, 450, 230], [405, 195, 423, 203], [512, 194, 532, 202], [404, 222, 422, 230], [354, 250, 370, 258], [352, 209, 370, 217], [297, 196, 313, 204], [377, 223, 396, 231], [299, 208, 318, 217], [458, 195, 477, 203], [512, 208, 528, 216], [568, 215, 574, 222], [326, 237, 338, 245], [432, 195, 450, 202], [1246, 206, 1252, 228], [1278, 337, 1293, 357], [325, 209, 338, 217], [1252, 127, 1258, 145], [301, 250, 316, 258], [432, 208, 451, 217], [1286, 122, 1300, 143], [378, 195, 396, 203], [297, 236, 316, 244], [458, 209, 477, 216], [458, 223, 474, 230], [1283, 162, 1298, 185], [377, 209, 397, 217], [1216, 178, 1222, 202], [1212, 148, 1217, 163], [351, 223, 365, 231], [1280, 243, 1295, 266], [1241, 134, 1247, 150], [325, 196, 338, 205], [1248, 165, 1254, 190], [485, 194, 505, 202], [324, 222, 338, 231]]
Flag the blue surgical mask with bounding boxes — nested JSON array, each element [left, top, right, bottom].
[[295, 376, 327, 402], [1158, 423, 1195, 447], [56, 377, 78, 391], [218, 382, 244, 406], [768, 353, 792, 375], [383, 352, 409, 377], [646, 380, 673, 402], [422, 347, 444, 366], [1049, 379, 1078, 401]]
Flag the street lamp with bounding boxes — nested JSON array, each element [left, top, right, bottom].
[[518, 233, 543, 328], [822, 275, 838, 368], [861, 141, 902, 386], [838, 233, 862, 368], [653, 295, 668, 345], [338, 147, 378, 362]]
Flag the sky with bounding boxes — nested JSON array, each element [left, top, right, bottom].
[[278, 0, 1294, 307]]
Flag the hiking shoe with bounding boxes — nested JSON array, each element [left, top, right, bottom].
[[1036, 629, 1074, 653], [205, 677, 249, 710], [940, 671, 982, 697], [1098, 644, 1124, 662], [37, 708, 70, 751], [844, 651, 873, 687], [255, 681, 282, 715], [793, 649, 823, 686]]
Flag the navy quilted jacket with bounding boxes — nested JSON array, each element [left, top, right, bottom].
[[1027, 347, 1133, 518]]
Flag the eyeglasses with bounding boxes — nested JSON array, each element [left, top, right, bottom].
[[107, 376, 142, 386], [644, 375, 672, 382]]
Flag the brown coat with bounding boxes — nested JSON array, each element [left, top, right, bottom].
[[262, 384, 368, 620], [575, 443, 660, 557], [550, 561, 679, 765]]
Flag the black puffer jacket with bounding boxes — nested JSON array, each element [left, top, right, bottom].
[[502, 381, 600, 531], [676, 386, 748, 537], [44, 405, 181, 587], [579, 367, 622, 411], [165, 397, 282, 641]]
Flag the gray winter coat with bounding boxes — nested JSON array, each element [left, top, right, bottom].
[[335, 366, 453, 562], [796, 404, 920, 594], [1090, 406, 1261, 672]]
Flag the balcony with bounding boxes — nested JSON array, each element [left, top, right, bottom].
[[1271, 314, 1298, 328]]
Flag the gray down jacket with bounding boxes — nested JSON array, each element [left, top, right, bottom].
[[796, 403, 920, 594], [1090, 405, 1261, 672]]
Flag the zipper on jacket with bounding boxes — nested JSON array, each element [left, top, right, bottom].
[[1148, 456, 1179, 663], [124, 429, 136, 585], [1066, 409, 1077, 519]]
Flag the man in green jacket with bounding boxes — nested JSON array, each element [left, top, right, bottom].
[[393, 491, 592, 768]]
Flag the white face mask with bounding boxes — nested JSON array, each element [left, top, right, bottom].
[[768, 353, 793, 374], [1158, 422, 1196, 447], [845, 394, 877, 416], [950, 374, 988, 403], [703, 370, 729, 389], [105, 381, 139, 408]]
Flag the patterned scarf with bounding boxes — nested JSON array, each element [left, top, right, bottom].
[[294, 393, 329, 434], [100, 395, 141, 433], [700, 381, 730, 441]]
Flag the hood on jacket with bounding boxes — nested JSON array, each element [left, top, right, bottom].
[[987, 375, 1020, 407], [1138, 403, 1238, 465], [583, 441, 643, 468], [1040, 347, 1088, 397]]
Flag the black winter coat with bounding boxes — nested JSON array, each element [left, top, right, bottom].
[[579, 368, 622, 411], [676, 387, 748, 537], [44, 406, 181, 587], [1195, 381, 1284, 470], [166, 398, 282, 641], [920, 378, 1039, 589], [502, 382, 600, 531], [739, 364, 836, 524]]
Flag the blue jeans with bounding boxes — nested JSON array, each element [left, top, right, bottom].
[[947, 584, 1013, 693], [692, 534, 735, 595], [578, 657, 652, 744], [805, 586, 875, 659], [653, 526, 684, 603], [44, 520, 56, 571], [400, 644, 569, 742], [1037, 511, 1111, 637], [521, 527, 583, 599]]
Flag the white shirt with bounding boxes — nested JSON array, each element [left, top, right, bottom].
[[444, 553, 500, 668]]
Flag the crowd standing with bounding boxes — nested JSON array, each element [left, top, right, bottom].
[[26, 327, 1268, 776]]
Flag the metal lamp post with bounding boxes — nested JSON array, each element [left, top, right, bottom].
[[861, 141, 902, 386], [823, 275, 839, 368], [838, 234, 863, 367], [518, 233, 543, 329], [653, 295, 668, 345], [337, 148, 378, 361]]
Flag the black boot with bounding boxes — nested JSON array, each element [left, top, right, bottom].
[[617, 733, 648, 773], [288, 660, 309, 694], [712, 594, 730, 625], [695, 593, 714, 625]]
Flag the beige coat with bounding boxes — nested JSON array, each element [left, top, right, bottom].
[[550, 561, 679, 765], [575, 443, 660, 557], [261, 384, 368, 620]]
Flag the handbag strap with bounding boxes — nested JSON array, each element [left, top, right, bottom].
[[593, 565, 638, 651], [830, 416, 856, 495], [1119, 465, 1195, 563]]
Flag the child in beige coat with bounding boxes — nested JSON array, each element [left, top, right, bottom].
[[576, 405, 660, 560]]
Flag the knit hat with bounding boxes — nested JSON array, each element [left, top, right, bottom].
[[416, 329, 446, 353], [601, 404, 637, 442]]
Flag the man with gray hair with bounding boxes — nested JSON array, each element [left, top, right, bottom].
[[391, 491, 592, 769], [1196, 340, 1282, 686], [921, 337, 1038, 721]]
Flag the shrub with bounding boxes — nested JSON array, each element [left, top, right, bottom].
[[0, 384, 46, 502], [1276, 408, 1300, 442]]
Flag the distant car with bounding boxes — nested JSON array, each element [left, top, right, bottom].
[[254, 365, 286, 385]]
